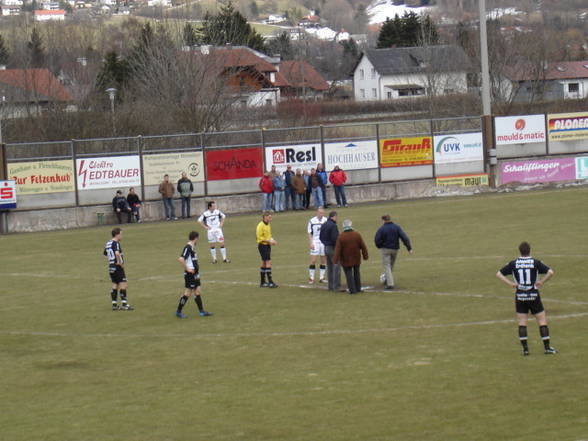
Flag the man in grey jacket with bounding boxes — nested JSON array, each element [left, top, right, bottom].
[[177, 172, 194, 219]]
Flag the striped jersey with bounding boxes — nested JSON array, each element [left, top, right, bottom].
[[307, 216, 327, 241]]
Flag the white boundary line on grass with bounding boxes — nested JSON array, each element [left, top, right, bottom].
[[2, 311, 588, 339]]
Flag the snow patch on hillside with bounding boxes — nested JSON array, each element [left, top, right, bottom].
[[367, 1, 432, 25]]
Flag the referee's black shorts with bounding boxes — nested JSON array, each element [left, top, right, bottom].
[[258, 243, 271, 261], [515, 298, 545, 315]]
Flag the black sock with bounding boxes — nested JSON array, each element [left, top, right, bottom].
[[177, 295, 189, 312], [260, 268, 266, 284], [266, 269, 273, 284], [119, 289, 128, 305], [194, 295, 204, 312], [519, 326, 529, 350], [540, 325, 551, 349], [111, 289, 118, 305]]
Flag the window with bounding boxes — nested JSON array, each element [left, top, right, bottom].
[[359, 88, 365, 98], [569, 83, 579, 93], [372, 88, 377, 98], [359, 69, 364, 80], [387, 91, 392, 99], [371, 68, 376, 79], [266, 99, 273, 105]]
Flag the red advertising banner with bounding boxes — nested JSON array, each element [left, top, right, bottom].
[[206, 147, 263, 181]]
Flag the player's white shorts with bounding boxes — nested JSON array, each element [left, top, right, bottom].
[[207, 228, 224, 243], [310, 240, 325, 256]]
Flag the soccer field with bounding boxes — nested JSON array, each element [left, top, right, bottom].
[[1, 187, 588, 441]]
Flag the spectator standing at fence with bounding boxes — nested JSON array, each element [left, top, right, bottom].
[[112, 190, 132, 224], [177, 172, 194, 219], [303, 169, 311, 209], [159, 174, 177, 221], [316, 163, 329, 208], [374, 214, 412, 290], [272, 172, 286, 212], [329, 165, 348, 207], [259, 171, 274, 211], [269, 165, 279, 179], [126, 187, 142, 223], [283, 165, 296, 210], [320, 211, 341, 292], [310, 168, 324, 208], [333, 219, 368, 294], [292, 168, 306, 210]]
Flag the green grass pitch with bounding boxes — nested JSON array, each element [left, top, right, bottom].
[[1, 187, 588, 441]]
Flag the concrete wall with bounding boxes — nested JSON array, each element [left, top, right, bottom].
[[5, 178, 487, 233]]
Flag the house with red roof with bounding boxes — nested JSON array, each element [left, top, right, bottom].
[[279, 60, 329, 99], [0, 68, 73, 118], [507, 60, 588, 102]]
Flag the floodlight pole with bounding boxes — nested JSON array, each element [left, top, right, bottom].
[[106, 87, 117, 136]]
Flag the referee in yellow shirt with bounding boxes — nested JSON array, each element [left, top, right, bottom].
[[256, 211, 278, 288]]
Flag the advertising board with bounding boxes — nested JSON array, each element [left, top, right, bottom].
[[547, 112, 588, 141], [379, 136, 433, 167], [433, 133, 484, 164], [7, 160, 75, 194], [143, 152, 204, 185], [576, 156, 588, 179], [324, 140, 378, 170], [494, 114, 546, 145], [0, 180, 17, 209], [206, 147, 263, 181], [76, 156, 141, 190], [500, 158, 576, 185], [265, 143, 322, 172], [436, 173, 488, 186]]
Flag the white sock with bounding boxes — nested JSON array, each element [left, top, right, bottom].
[[220, 247, 227, 259], [320, 267, 325, 280], [210, 248, 217, 260], [309, 267, 315, 280]]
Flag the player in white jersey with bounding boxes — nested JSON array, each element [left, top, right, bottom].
[[198, 201, 230, 263], [307, 208, 327, 283]]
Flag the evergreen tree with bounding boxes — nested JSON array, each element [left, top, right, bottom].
[[28, 28, 45, 68], [182, 22, 198, 47], [200, 2, 266, 52], [376, 12, 438, 48], [96, 51, 130, 93], [340, 38, 360, 75], [0, 34, 10, 66], [265, 32, 294, 59]]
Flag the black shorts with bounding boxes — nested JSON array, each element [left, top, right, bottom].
[[258, 243, 271, 261], [515, 298, 545, 315], [109, 266, 127, 284], [184, 272, 201, 289]]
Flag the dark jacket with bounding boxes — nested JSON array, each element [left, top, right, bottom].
[[127, 193, 141, 207], [284, 169, 295, 187], [112, 195, 130, 211], [333, 230, 368, 267], [319, 218, 339, 247], [177, 177, 194, 197], [374, 222, 412, 251]]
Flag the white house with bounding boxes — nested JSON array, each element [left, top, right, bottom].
[[2, 0, 23, 6], [1, 5, 20, 14], [33, 9, 65, 20], [352, 45, 471, 101], [147, 0, 171, 7]]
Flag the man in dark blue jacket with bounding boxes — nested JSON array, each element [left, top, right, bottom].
[[319, 211, 340, 291], [374, 214, 412, 290]]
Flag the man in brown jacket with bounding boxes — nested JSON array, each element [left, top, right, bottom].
[[292, 168, 306, 210], [333, 219, 368, 294], [158, 174, 177, 220]]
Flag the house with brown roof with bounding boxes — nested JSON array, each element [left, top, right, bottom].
[[0, 68, 73, 118], [192, 45, 290, 107], [507, 61, 588, 102], [279, 60, 329, 99]]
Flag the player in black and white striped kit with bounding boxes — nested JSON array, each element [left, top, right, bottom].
[[496, 241, 556, 356], [198, 201, 230, 264], [103, 228, 133, 311], [175, 231, 212, 318]]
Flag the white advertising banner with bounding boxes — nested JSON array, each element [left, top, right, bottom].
[[324, 140, 378, 170], [495, 114, 546, 145], [433, 132, 484, 164], [76, 156, 141, 190], [265, 143, 322, 172]]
